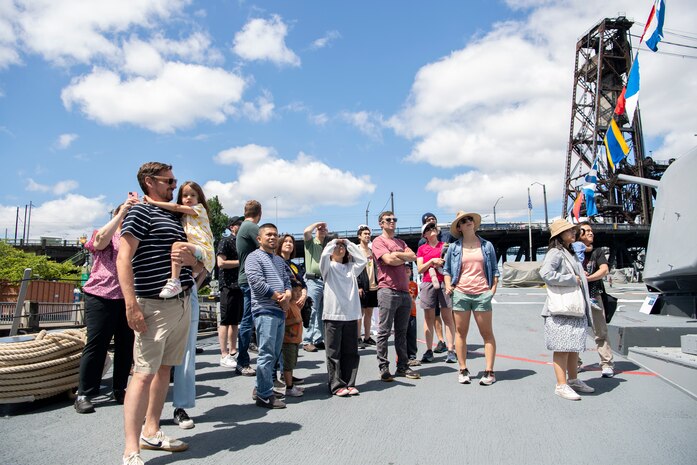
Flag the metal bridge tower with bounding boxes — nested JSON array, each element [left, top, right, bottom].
[[562, 17, 655, 224]]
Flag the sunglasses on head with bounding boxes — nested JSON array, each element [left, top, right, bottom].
[[382, 217, 398, 223], [152, 176, 177, 186]]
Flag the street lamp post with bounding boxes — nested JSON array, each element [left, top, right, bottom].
[[273, 196, 279, 227], [530, 182, 549, 229], [493, 196, 503, 227]]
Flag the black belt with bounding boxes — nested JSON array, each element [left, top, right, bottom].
[[143, 287, 192, 300], [305, 273, 323, 280]]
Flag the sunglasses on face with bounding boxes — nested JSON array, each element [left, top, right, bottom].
[[458, 216, 474, 226], [152, 176, 178, 186], [382, 217, 398, 223]]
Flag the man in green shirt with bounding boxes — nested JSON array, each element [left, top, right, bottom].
[[302, 221, 328, 352], [235, 200, 262, 376]]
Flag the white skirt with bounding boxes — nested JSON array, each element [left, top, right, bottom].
[[544, 315, 587, 352]]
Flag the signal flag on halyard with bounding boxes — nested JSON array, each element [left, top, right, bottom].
[[641, 0, 666, 52], [614, 53, 640, 123], [572, 192, 583, 222], [604, 118, 630, 170]]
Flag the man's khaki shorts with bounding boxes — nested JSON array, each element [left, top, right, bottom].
[[133, 294, 191, 374]]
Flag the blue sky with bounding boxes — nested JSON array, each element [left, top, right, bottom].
[[1, 0, 696, 241]]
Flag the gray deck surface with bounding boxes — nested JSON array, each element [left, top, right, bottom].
[[1, 284, 696, 465]]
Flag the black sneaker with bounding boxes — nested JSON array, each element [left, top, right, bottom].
[[314, 342, 326, 350], [395, 367, 421, 379], [256, 394, 286, 409], [74, 397, 95, 414], [380, 368, 394, 382], [433, 341, 447, 353], [173, 408, 194, 429], [421, 349, 434, 363], [358, 338, 367, 349], [363, 337, 377, 346]]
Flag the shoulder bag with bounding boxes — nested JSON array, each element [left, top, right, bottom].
[[546, 251, 586, 318]]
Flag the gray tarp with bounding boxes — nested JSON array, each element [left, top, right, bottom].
[[501, 261, 544, 287]]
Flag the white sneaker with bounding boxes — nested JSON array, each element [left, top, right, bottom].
[[458, 368, 471, 384], [123, 452, 143, 465], [601, 366, 615, 378], [567, 378, 595, 393], [220, 354, 237, 368], [555, 384, 581, 401], [285, 385, 304, 397], [479, 370, 496, 386], [159, 279, 182, 298]]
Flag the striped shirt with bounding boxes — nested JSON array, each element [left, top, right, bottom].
[[121, 203, 194, 297], [245, 249, 291, 318]]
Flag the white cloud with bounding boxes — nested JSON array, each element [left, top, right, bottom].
[[122, 37, 164, 77], [341, 111, 384, 140], [55, 133, 78, 149], [9, 0, 187, 66], [61, 62, 247, 133], [206, 144, 375, 217], [390, 0, 697, 218], [232, 15, 300, 67], [241, 90, 275, 122], [149, 31, 223, 65], [310, 30, 340, 50], [26, 178, 79, 195], [0, 194, 110, 240], [310, 113, 329, 126], [0, 0, 21, 69]]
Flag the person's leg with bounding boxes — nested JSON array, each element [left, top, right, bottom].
[[229, 287, 244, 354], [376, 289, 398, 371], [142, 364, 172, 437], [78, 294, 114, 398], [423, 308, 436, 351], [112, 299, 134, 394], [254, 314, 280, 399], [173, 285, 199, 410], [591, 298, 614, 369], [452, 292, 473, 371], [567, 352, 579, 380], [406, 315, 417, 359], [218, 287, 231, 357], [440, 307, 457, 352], [342, 320, 360, 387], [363, 306, 373, 340], [123, 372, 155, 456], [473, 310, 496, 372], [393, 293, 411, 371], [434, 300, 445, 346], [324, 320, 344, 393], [552, 352, 569, 385], [236, 284, 253, 368], [303, 279, 324, 345]]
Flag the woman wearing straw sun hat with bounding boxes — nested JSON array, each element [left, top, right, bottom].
[[443, 210, 499, 386], [540, 219, 594, 401]]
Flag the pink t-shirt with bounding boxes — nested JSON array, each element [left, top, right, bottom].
[[372, 235, 410, 292], [454, 247, 490, 295], [82, 230, 123, 300], [417, 242, 445, 283]]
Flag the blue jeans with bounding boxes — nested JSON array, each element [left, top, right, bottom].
[[303, 278, 325, 345], [173, 284, 199, 409], [254, 313, 285, 399], [237, 283, 254, 368]]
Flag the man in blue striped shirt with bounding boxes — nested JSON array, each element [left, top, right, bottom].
[[245, 223, 291, 409]]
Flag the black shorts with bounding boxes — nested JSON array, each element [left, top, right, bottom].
[[220, 286, 244, 325], [360, 289, 379, 309]]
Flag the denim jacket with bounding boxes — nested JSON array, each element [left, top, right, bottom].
[[443, 236, 499, 288]]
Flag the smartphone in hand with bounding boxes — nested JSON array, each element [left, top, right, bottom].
[[128, 191, 139, 201]]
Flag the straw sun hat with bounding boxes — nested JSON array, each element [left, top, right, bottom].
[[450, 210, 482, 237], [548, 218, 578, 239]]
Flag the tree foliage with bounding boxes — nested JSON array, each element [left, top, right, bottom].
[[0, 242, 80, 282], [207, 196, 230, 249]]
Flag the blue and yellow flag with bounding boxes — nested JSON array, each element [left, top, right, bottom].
[[604, 118, 629, 170]]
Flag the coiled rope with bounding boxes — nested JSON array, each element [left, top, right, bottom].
[[0, 329, 86, 402]]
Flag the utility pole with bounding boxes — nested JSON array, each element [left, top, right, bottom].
[[27, 201, 33, 241], [390, 192, 394, 213], [365, 201, 370, 227], [22, 204, 28, 243], [14, 206, 19, 243]]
